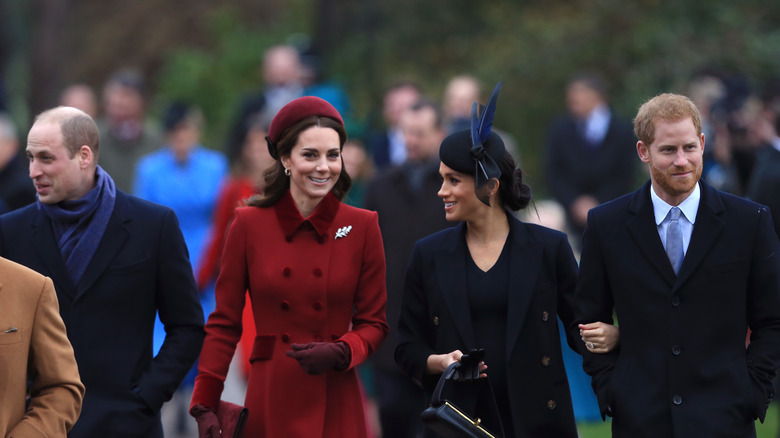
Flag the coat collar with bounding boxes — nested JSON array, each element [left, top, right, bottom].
[[434, 213, 542, 355], [627, 180, 724, 289], [274, 190, 340, 240]]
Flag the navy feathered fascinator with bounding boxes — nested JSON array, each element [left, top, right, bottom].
[[440, 81, 505, 206]]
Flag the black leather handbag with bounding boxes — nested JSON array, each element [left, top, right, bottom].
[[420, 350, 504, 438]]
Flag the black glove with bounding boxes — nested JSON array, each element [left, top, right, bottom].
[[286, 341, 351, 375], [453, 348, 485, 381]]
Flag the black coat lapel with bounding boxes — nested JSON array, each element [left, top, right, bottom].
[[76, 192, 130, 300], [626, 182, 677, 287], [434, 223, 477, 348], [675, 182, 724, 290], [30, 210, 77, 300], [506, 219, 542, 358]]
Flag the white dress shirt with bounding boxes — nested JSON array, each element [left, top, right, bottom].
[[651, 182, 700, 256]]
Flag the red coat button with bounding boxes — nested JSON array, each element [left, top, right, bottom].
[[285, 236, 293, 243], [281, 301, 290, 310], [281, 333, 290, 343], [313, 301, 323, 311], [283, 267, 291, 277], [313, 268, 322, 277]]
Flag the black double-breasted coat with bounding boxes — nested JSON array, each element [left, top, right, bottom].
[[395, 215, 581, 437]]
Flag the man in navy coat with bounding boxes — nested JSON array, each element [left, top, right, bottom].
[[574, 93, 780, 437], [0, 106, 204, 437]]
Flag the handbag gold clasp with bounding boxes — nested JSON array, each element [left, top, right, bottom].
[[474, 418, 482, 426]]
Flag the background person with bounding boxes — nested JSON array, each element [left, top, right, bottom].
[[544, 72, 637, 246], [190, 96, 389, 437], [363, 98, 451, 437], [133, 101, 228, 438], [0, 112, 35, 213], [95, 68, 162, 192]]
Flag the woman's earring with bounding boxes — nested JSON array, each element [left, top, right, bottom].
[[284, 168, 291, 177]]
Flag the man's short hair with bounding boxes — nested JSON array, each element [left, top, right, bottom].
[[35, 106, 100, 159], [409, 98, 443, 129], [633, 93, 703, 145], [567, 71, 608, 99]]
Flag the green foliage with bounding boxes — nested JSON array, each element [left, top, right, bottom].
[[155, 5, 311, 149]]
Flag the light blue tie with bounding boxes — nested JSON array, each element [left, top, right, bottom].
[[666, 207, 683, 275]]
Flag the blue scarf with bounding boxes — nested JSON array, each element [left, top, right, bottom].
[[39, 166, 117, 285]]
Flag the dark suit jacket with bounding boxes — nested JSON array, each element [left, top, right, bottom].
[[395, 216, 581, 437], [545, 113, 637, 233], [0, 191, 205, 438], [575, 180, 780, 438], [363, 161, 452, 371], [367, 129, 394, 169], [747, 144, 780, 238]]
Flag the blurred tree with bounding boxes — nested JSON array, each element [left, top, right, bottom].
[[9, 0, 780, 194]]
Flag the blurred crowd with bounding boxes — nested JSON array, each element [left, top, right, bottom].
[[1, 43, 780, 437]]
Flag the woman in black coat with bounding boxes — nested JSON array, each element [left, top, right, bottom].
[[395, 90, 617, 437]]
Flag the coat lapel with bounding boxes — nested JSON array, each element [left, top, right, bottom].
[[674, 182, 724, 290], [30, 210, 77, 300], [505, 219, 542, 358], [76, 192, 130, 300], [626, 182, 677, 287], [434, 223, 477, 348]]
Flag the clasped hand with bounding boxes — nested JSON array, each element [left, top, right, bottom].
[[286, 341, 350, 375]]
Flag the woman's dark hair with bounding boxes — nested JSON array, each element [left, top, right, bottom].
[[248, 115, 351, 207], [496, 151, 532, 211]]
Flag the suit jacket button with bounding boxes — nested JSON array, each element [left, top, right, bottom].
[[432, 316, 440, 326], [283, 267, 292, 277], [547, 400, 557, 410], [313, 301, 323, 311], [285, 236, 293, 243], [672, 345, 681, 356], [281, 333, 290, 343], [671, 296, 680, 307], [541, 356, 551, 367], [281, 300, 290, 310], [542, 311, 549, 322], [673, 395, 682, 405], [313, 268, 322, 277]]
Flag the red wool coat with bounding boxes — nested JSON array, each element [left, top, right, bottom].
[[191, 190, 388, 437]]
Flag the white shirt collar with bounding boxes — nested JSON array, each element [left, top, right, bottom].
[[651, 182, 701, 225], [584, 104, 611, 145], [772, 136, 780, 153]]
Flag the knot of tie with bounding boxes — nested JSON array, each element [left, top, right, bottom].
[[670, 206, 681, 221]]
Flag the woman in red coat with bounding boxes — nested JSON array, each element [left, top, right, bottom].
[[190, 96, 389, 437]]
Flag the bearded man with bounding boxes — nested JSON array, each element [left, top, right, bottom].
[[573, 93, 780, 438]]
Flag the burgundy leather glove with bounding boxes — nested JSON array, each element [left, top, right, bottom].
[[191, 404, 222, 438], [286, 341, 351, 375]]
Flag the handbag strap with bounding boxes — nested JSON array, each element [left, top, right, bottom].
[[430, 362, 506, 437], [430, 362, 459, 405]]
